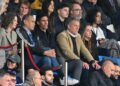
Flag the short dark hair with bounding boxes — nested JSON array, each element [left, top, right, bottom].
[[57, 2, 70, 10], [40, 66, 53, 75], [36, 12, 48, 22]]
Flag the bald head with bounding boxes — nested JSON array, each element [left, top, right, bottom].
[[102, 60, 115, 77]]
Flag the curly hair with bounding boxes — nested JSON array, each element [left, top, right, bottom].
[[86, 8, 102, 24]]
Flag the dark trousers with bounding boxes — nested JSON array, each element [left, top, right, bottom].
[[57, 57, 82, 81]]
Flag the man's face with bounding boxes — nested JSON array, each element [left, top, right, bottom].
[[33, 71, 42, 86], [108, 65, 115, 77], [105, 64, 115, 77], [37, 16, 48, 31], [9, 76, 16, 86], [24, 16, 35, 31], [44, 70, 54, 84], [70, 4, 82, 19], [68, 20, 80, 35], [58, 7, 69, 19], [0, 74, 11, 86]]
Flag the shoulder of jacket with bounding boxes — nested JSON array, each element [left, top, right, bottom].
[[57, 31, 67, 37], [0, 28, 5, 33], [0, 28, 6, 37]]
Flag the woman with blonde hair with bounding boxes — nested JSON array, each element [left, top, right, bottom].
[[82, 23, 98, 60]]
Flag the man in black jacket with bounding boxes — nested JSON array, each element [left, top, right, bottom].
[[16, 14, 59, 70], [89, 59, 115, 86]]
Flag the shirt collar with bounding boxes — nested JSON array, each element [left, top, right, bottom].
[[24, 26, 32, 35], [67, 30, 79, 38]]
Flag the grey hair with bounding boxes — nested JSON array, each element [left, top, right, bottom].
[[66, 17, 80, 28]]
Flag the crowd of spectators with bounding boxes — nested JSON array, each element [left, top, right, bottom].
[[0, 0, 120, 86]]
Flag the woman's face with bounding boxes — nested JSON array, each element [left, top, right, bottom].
[[20, 3, 29, 16], [48, 0, 54, 13], [95, 12, 101, 25], [84, 25, 92, 40], [7, 60, 17, 69], [9, 16, 18, 29]]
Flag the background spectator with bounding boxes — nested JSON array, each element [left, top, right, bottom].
[[81, 23, 98, 60], [17, 0, 31, 27], [3, 55, 22, 84], [0, 12, 18, 57], [89, 59, 115, 86], [86, 8, 120, 57], [0, 0, 8, 15], [41, 67, 56, 86], [57, 18, 100, 85], [42, 0, 55, 17], [23, 69, 42, 86]]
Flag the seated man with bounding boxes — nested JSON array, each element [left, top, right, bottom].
[[89, 59, 115, 86], [16, 14, 59, 70], [33, 12, 60, 68], [57, 17, 101, 85]]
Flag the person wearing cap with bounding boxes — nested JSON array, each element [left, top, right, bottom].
[[3, 55, 21, 72], [89, 59, 115, 86], [3, 54, 22, 85]]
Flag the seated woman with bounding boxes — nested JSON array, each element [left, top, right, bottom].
[[82, 23, 98, 60], [86, 8, 120, 58], [0, 12, 18, 58]]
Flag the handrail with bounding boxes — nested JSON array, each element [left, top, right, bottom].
[[0, 43, 17, 49]]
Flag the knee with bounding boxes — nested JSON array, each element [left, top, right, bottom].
[[43, 57, 52, 64]]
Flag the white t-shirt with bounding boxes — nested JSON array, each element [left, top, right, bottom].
[[92, 27, 106, 40]]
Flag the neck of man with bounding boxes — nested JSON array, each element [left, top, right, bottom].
[[58, 15, 65, 22], [43, 80, 53, 86], [39, 27, 47, 32]]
